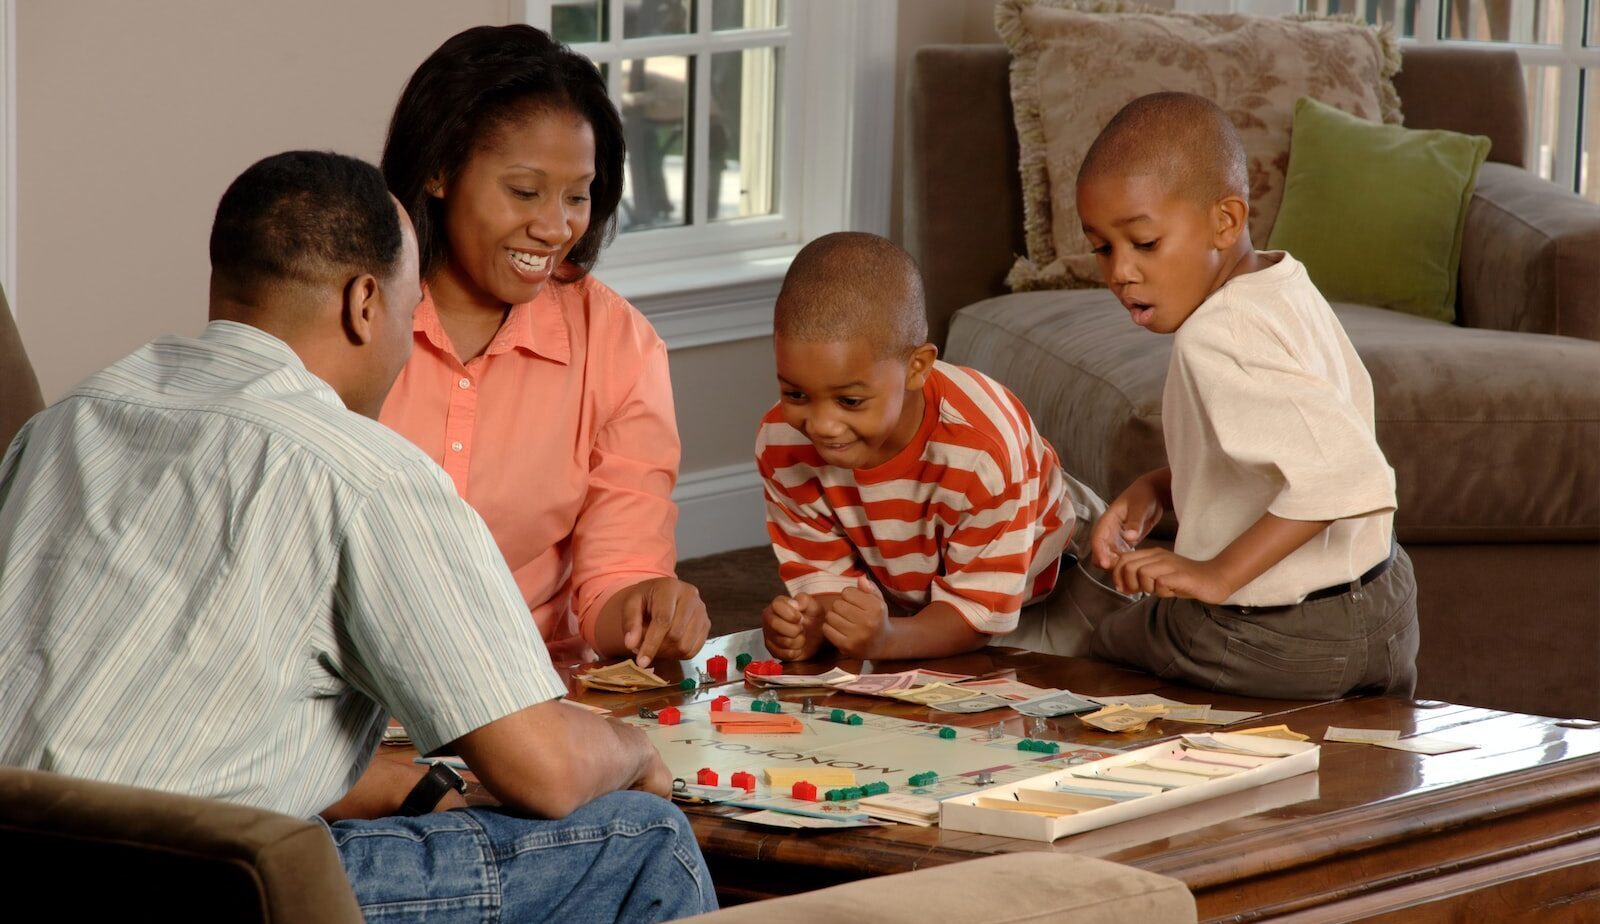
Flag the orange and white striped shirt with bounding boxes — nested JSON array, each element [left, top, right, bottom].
[[756, 362, 1074, 634]]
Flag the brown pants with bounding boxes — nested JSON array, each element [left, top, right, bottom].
[[1091, 546, 1420, 700]]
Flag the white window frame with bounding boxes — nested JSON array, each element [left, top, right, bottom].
[[511, 1, 897, 344], [0, 0, 15, 308], [1264, 0, 1598, 194], [1402, 0, 1596, 193]]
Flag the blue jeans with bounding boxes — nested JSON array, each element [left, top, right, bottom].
[[324, 791, 717, 922]]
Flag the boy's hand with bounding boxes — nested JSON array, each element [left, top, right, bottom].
[[1092, 474, 1167, 570], [762, 593, 827, 661], [619, 577, 711, 669], [1111, 548, 1232, 603], [822, 576, 891, 659]]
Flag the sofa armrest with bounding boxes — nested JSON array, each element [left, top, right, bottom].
[[1458, 162, 1600, 342], [904, 45, 1023, 350], [0, 766, 364, 923], [685, 852, 1196, 924]]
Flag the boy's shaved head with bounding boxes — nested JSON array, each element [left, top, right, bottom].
[[1077, 92, 1248, 205], [775, 232, 929, 359]]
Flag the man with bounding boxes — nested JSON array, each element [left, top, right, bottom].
[[0, 151, 716, 921]]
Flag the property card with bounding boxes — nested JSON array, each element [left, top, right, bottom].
[[1324, 726, 1403, 744], [1373, 735, 1478, 755]]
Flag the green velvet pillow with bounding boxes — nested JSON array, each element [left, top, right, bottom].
[[1267, 96, 1490, 323]]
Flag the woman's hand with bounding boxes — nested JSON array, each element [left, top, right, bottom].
[[618, 577, 711, 668]]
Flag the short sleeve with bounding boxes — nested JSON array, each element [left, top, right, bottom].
[[1176, 317, 1396, 523], [333, 460, 566, 755], [755, 419, 861, 597], [927, 457, 1033, 634]]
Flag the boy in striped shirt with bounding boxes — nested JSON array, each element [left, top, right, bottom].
[[757, 232, 1103, 661]]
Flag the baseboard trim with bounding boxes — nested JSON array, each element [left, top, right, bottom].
[[673, 462, 769, 559]]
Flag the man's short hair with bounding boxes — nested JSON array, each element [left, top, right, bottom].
[[210, 151, 403, 292], [774, 232, 928, 360], [1077, 92, 1249, 205]]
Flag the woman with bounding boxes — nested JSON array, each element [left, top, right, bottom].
[[380, 24, 709, 666]]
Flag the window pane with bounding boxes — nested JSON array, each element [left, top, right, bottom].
[[551, 1, 606, 44], [1442, 0, 1564, 44], [709, 46, 782, 221], [1524, 65, 1562, 180], [712, 0, 785, 31], [1591, 1, 1599, 45], [1299, 0, 1421, 39], [624, 0, 694, 39], [1582, 72, 1597, 203], [620, 55, 693, 231]]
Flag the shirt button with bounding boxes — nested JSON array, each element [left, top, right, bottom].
[[458, 377, 471, 389], [451, 441, 464, 453]]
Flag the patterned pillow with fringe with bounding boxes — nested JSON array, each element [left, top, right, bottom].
[[997, 0, 1401, 291]]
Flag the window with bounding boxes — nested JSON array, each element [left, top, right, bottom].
[[1302, 0, 1600, 203], [515, 1, 896, 312]]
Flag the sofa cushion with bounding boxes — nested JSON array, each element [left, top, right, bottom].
[[946, 289, 1600, 542], [683, 851, 1196, 924], [996, 0, 1401, 292], [1268, 97, 1490, 323]]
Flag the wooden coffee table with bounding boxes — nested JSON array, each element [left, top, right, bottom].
[[384, 630, 1600, 922]]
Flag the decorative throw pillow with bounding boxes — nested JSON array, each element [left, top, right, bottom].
[[997, 0, 1401, 291], [1268, 97, 1489, 323]]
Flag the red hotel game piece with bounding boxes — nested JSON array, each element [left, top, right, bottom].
[[746, 659, 783, 677], [731, 771, 757, 792], [696, 767, 718, 787], [791, 781, 818, 801], [706, 654, 728, 679], [710, 695, 732, 711], [657, 706, 681, 725]]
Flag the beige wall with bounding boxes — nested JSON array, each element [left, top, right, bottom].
[[14, 0, 1001, 500], [669, 337, 776, 473], [17, 0, 508, 400]]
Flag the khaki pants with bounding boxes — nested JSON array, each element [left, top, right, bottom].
[[1091, 545, 1420, 700], [992, 558, 1139, 657], [991, 473, 1139, 657]]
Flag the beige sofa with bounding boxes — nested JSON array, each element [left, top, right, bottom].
[[905, 43, 1600, 720], [0, 765, 1197, 922]]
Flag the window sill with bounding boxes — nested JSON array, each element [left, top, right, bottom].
[[594, 245, 796, 350]]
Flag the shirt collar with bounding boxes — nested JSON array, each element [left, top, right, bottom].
[[413, 285, 571, 366], [201, 319, 309, 369]]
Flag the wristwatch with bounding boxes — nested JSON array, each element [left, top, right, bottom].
[[399, 761, 468, 816]]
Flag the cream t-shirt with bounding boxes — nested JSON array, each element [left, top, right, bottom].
[[1164, 252, 1395, 606]]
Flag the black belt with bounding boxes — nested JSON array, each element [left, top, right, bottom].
[[1301, 541, 1396, 603]]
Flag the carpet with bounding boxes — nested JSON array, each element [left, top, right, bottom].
[[677, 545, 785, 637]]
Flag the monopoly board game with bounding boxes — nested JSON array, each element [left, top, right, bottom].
[[620, 694, 1121, 821]]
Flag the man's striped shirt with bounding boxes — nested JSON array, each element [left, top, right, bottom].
[[0, 321, 564, 818], [756, 362, 1075, 633]]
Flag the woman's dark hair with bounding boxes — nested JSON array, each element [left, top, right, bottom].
[[382, 24, 624, 284], [211, 150, 402, 291]]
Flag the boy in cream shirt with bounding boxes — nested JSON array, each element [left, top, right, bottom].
[[1078, 92, 1419, 699]]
